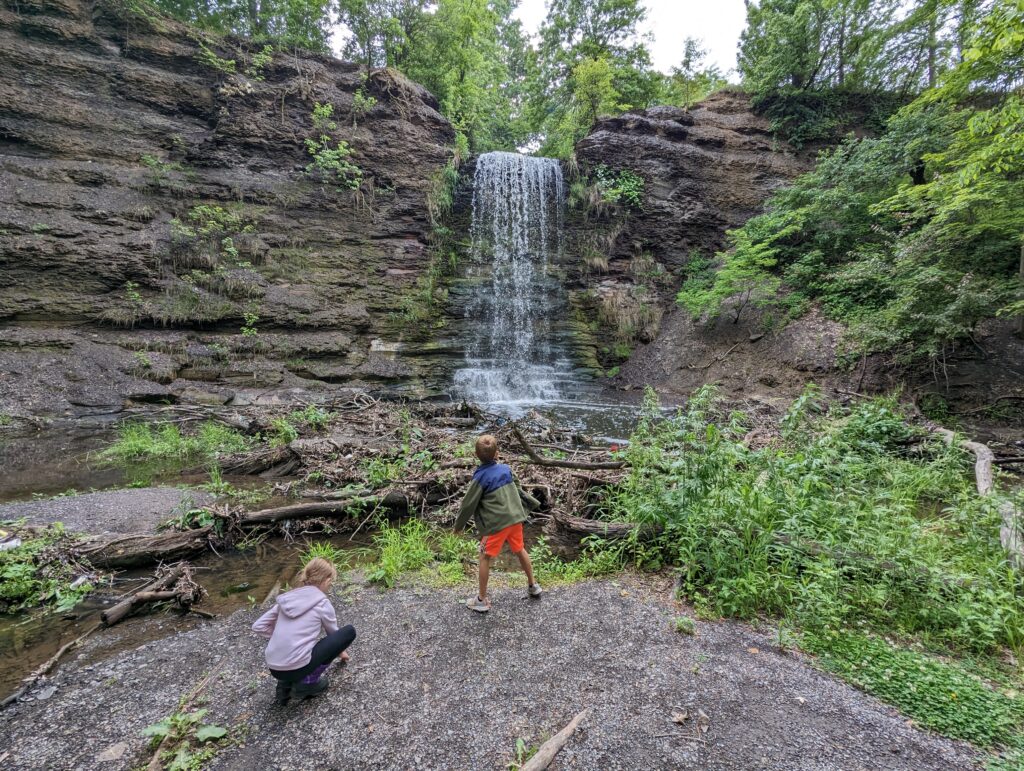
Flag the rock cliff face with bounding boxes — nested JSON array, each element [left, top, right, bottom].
[[563, 92, 814, 379], [575, 92, 811, 272], [0, 0, 453, 416]]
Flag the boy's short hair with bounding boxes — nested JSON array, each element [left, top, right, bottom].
[[475, 434, 498, 462]]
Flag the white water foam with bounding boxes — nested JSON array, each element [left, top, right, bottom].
[[453, 152, 574, 411]]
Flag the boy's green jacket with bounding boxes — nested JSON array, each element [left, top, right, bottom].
[[455, 461, 540, 537]]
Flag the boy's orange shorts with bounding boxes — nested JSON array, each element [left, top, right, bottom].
[[480, 523, 524, 557]]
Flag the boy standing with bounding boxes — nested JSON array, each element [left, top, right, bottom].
[[455, 434, 542, 613]]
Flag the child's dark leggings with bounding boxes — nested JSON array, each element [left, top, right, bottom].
[[269, 625, 356, 683]]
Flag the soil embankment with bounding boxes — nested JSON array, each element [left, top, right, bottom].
[[0, 577, 979, 770]]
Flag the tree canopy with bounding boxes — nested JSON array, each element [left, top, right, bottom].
[[680, 0, 1023, 364]]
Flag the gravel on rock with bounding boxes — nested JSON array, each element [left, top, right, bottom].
[[0, 577, 979, 770]]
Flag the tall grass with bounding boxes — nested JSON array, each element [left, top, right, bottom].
[[602, 386, 1024, 655], [99, 421, 250, 464]]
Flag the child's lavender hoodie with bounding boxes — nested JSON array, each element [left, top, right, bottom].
[[251, 585, 338, 670]]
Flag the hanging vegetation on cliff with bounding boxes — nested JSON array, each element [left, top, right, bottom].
[[680, 0, 1023, 365]]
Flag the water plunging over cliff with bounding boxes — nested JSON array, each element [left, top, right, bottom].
[[453, 152, 574, 409]]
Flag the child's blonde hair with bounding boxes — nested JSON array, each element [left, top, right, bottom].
[[475, 434, 498, 462], [298, 557, 337, 587]]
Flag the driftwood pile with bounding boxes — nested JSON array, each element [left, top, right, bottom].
[[72, 394, 1023, 573], [74, 399, 633, 569]]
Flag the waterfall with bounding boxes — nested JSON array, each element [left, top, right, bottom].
[[453, 151, 571, 409]]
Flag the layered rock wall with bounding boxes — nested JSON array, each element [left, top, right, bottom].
[[0, 0, 453, 415]]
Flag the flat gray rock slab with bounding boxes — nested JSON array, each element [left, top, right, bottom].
[[0, 487, 213, 535], [0, 579, 979, 770]]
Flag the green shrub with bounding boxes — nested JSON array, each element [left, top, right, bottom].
[[305, 103, 363, 191], [268, 417, 298, 448], [599, 386, 1024, 655], [0, 522, 93, 613], [804, 631, 1024, 747], [100, 421, 250, 464], [594, 165, 644, 209], [196, 42, 236, 74]]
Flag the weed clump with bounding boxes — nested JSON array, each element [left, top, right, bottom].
[[100, 421, 250, 465], [0, 522, 94, 613]]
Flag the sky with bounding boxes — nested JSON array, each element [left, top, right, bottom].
[[332, 1, 749, 81], [514, 0, 747, 79]]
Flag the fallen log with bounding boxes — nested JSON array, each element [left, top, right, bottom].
[[550, 510, 657, 539], [77, 528, 213, 569], [994, 456, 1024, 466], [218, 446, 298, 476], [238, 491, 409, 525], [930, 426, 1023, 568], [512, 424, 624, 470], [101, 564, 201, 626], [521, 709, 589, 771]]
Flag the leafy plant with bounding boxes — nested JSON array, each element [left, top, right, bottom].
[[240, 310, 259, 338], [289, 405, 334, 430], [360, 455, 408, 488], [245, 44, 273, 80], [268, 417, 298, 448], [304, 103, 363, 191], [672, 616, 696, 635], [0, 522, 94, 613], [351, 86, 377, 126], [196, 42, 236, 74], [804, 631, 1024, 747], [142, 706, 230, 770], [593, 165, 644, 209]]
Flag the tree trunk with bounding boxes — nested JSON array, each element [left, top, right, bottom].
[[1017, 243, 1023, 338], [77, 529, 213, 569]]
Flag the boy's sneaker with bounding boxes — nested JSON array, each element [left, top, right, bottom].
[[466, 595, 490, 613], [527, 583, 543, 598]]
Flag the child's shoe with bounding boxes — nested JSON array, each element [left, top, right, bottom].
[[274, 680, 292, 706], [466, 595, 490, 613], [293, 674, 329, 699], [527, 583, 543, 598]]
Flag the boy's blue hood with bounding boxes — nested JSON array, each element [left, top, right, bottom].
[[473, 461, 513, 494]]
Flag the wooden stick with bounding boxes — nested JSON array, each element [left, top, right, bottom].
[[511, 424, 624, 470], [0, 622, 102, 709], [520, 709, 590, 771], [239, 492, 408, 525], [102, 565, 187, 626], [951, 395, 1024, 416]]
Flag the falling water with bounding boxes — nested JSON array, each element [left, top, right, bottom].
[[453, 152, 573, 409]]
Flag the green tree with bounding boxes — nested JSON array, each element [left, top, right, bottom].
[[335, 0, 429, 70], [402, 0, 530, 152], [663, 37, 729, 108], [152, 0, 333, 50], [530, 0, 658, 156], [687, 0, 1024, 362]]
